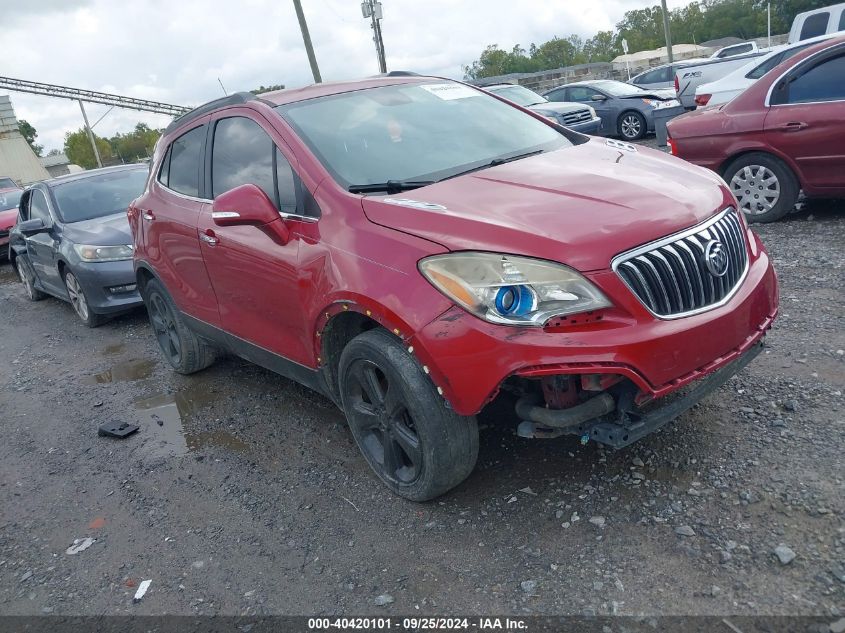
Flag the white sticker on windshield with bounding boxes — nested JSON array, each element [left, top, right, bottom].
[[420, 83, 479, 100]]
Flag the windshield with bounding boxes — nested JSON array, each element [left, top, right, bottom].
[[0, 189, 23, 211], [277, 81, 571, 189], [52, 168, 148, 223], [488, 85, 547, 107], [589, 81, 647, 97]]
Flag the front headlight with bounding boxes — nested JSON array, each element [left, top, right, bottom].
[[419, 252, 612, 327], [73, 244, 134, 262], [587, 105, 597, 118]]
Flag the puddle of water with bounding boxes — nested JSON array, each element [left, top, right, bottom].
[[133, 389, 250, 459], [102, 343, 125, 356], [82, 359, 156, 384]]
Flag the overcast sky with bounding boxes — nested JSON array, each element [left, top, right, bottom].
[[3, 0, 689, 153]]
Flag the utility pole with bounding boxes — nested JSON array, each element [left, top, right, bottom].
[[767, 2, 772, 48], [78, 99, 102, 169], [661, 0, 674, 63], [361, 0, 387, 74], [292, 0, 322, 83]]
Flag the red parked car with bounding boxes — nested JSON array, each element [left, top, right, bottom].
[[0, 186, 24, 259], [667, 36, 845, 223], [130, 75, 778, 500]]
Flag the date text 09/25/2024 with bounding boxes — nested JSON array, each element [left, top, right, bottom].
[[307, 617, 528, 630]]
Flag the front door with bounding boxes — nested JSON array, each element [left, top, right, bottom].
[[764, 48, 845, 192], [24, 188, 63, 293], [197, 112, 310, 365]]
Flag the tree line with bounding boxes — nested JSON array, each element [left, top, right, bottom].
[[462, 0, 833, 79]]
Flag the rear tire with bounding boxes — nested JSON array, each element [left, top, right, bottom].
[[339, 328, 479, 501], [142, 277, 217, 374], [16, 255, 45, 301], [723, 152, 798, 223]]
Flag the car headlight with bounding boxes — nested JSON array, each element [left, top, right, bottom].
[[641, 98, 656, 107], [73, 244, 134, 262], [419, 252, 612, 327], [587, 105, 597, 118]]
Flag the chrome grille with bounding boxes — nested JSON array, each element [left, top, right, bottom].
[[561, 109, 592, 125], [612, 208, 748, 318]]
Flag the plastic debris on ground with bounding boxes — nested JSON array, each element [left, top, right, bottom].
[[98, 422, 139, 438], [133, 579, 152, 603], [65, 537, 96, 555]]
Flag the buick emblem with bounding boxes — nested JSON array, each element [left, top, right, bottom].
[[704, 240, 729, 277]]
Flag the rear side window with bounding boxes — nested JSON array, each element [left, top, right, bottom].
[[786, 52, 845, 103], [839, 9, 845, 30], [544, 88, 566, 102], [211, 116, 298, 214], [800, 12, 830, 40], [163, 125, 206, 198]]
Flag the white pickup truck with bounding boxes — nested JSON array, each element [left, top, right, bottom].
[[673, 51, 766, 108]]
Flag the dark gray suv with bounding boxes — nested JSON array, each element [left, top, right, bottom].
[[10, 165, 148, 327]]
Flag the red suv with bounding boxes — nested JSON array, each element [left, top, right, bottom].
[[130, 76, 778, 500], [667, 36, 845, 223]]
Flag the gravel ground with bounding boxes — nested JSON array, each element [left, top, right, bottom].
[[0, 177, 842, 619]]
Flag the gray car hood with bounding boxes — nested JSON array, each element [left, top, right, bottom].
[[529, 101, 590, 115], [62, 212, 132, 246]]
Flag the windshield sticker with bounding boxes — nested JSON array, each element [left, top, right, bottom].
[[383, 198, 447, 211], [420, 83, 479, 100]]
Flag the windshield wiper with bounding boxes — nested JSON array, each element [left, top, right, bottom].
[[442, 149, 545, 181], [348, 180, 435, 194]]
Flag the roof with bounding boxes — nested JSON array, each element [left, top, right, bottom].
[[700, 37, 745, 48], [258, 76, 430, 106], [40, 163, 146, 188], [612, 44, 708, 63], [40, 153, 70, 168]]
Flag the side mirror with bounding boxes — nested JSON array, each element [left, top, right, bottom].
[[212, 183, 290, 244], [591, 94, 607, 101], [18, 218, 47, 235]]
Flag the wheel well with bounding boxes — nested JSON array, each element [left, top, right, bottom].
[[57, 259, 67, 279], [719, 150, 792, 179], [136, 267, 155, 294], [320, 311, 382, 401]]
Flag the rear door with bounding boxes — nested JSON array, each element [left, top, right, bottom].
[[765, 47, 845, 192], [198, 110, 311, 365], [138, 119, 221, 325]]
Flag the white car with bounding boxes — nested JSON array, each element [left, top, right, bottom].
[[694, 34, 836, 107]]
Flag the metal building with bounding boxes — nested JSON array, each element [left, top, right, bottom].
[[0, 95, 51, 186]]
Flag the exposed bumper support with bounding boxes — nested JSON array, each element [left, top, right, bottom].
[[517, 340, 764, 448]]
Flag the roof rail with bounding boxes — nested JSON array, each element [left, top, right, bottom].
[[164, 91, 257, 135]]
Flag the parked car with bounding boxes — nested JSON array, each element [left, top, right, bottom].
[[0, 177, 18, 189], [484, 84, 602, 134], [674, 51, 767, 108], [9, 165, 148, 325], [668, 36, 845, 223], [788, 2, 845, 42], [542, 80, 680, 140], [710, 41, 759, 59], [695, 34, 836, 107], [629, 59, 708, 91], [0, 186, 24, 259], [130, 76, 777, 501]]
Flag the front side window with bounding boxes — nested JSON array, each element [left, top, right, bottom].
[[278, 81, 571, 189], [28, 190, 51, 223], [52, 168, 149, 223], [800, 12, 830, 40], [544, 88, 567, 102], [164, 125, 206, 198], [211, 116, 298, 214], [786, 52, 845, 103], [566, 87, 595, 102]]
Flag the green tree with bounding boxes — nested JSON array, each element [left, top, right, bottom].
[[109, 123, 162, 163], [583, 31, 620, 62], [64, 129, 112, 169], [19, 119, 44, 157]]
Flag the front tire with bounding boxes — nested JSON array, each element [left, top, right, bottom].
[[16, 255, 46, 302], [723, 152, 798, 223], [339, 328, 479, 501], [618, 111, 646, 141], [64, 270, 106, 328], [142, 277, 217, 374]]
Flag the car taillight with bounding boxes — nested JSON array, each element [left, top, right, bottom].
[[695, 93, 711, 107], [667, 137, 678, 156], [674, 75, 679, 93]]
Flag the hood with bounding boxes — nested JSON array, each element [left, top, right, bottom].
[[0, 209, 18, 230], [361, 138, 731, 272], [622, 89, 676, 100], [62, 212, 132, 245], [529, 101, 590, 115]]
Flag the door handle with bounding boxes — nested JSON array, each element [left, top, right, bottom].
[[200, 230, 219, 246], [142, 210, 155, 221], [780, 121, 808, 131]]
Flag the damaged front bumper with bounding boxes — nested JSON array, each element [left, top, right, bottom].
[[516, 340, 764, 448]]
